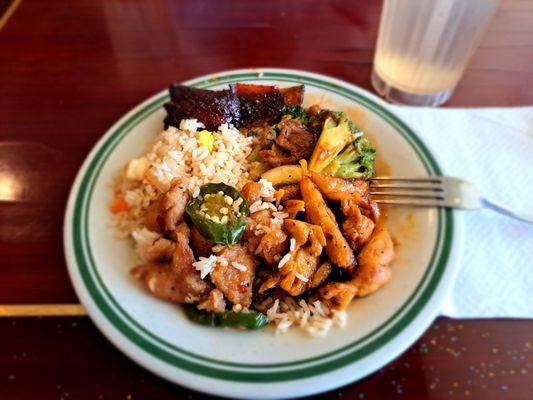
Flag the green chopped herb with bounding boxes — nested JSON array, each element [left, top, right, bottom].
[[281, 104, 312, 125]]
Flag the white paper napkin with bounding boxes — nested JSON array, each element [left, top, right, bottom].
[[389, 105, 533, 319]]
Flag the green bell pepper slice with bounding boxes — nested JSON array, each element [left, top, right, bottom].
[[184, 306, 269, 330], [185, 183, 249, 245]]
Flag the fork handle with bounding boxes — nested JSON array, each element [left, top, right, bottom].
[[482, 198, 533, 224]]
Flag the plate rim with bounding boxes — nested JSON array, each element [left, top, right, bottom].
[[64, 68, 463, 398]]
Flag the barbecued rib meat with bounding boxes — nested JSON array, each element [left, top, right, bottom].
[[164, 85, 239, 131], [280, 85, 305, 107], [230, 83, 303, 126], [164, 83, 304, 130]]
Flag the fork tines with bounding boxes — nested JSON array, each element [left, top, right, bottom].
[[369, 177, 445, 206]]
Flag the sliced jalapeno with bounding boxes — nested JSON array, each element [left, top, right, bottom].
[[186, 183, 249, 245], [184, 306, 269, 330]]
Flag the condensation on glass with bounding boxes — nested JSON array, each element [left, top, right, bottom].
[[372, 0, 500, 106]]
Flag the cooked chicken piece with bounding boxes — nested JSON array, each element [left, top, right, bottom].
[[257, 269, 281, 294], [197, 289, 226, 313], [299, 177, 355, 268], [131, 229, 210, 304], [284, 219, 326, 255], [342, 218, 374, 251], [309, 260, 333, 289], [318, 282, 357, 311], [342, 205, 375, 251], [143, 238, 175, 262], [240, 181, 263, 205], [279, 219, 326, 296], [131, 263, 185, 303], [365, 199, 381, 223], [130, 223, 210, 304], [210, 244, 258, 308], [283, 199, 305, 219], [245, 235, 262, 254], [352, 226, 394, 297], [341, 192, 380, 223], [279, 184, 300, 201], [190, 226, 214, 258], [259, 228, 289, 266], [308, 170, 380, 226], [245, 210, 271, 238], [144, 183, 190, 233], [284, 218, 310, 247], [280, 247, 321, 296], [170, 221, 191, 249], [340, 196, 360, 218], [309, 171, 367, 203], [243, 209, 272, 251], [144, 199, 162, 232]]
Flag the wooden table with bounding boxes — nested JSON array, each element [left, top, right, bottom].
[[1, 0, 532, 398]]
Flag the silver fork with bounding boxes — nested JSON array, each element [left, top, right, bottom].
[[369, 176, 533, 224]]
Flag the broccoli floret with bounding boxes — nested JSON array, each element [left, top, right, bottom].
[[309, 110, 376, 180], [333, 137, 376, 179], [280, 105, 312, 125], [329, 110, 361, 136]]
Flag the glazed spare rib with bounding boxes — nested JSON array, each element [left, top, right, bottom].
[[164, 83, 304, 130]]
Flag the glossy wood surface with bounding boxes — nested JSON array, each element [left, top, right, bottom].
[[1, 0, 532, 398]]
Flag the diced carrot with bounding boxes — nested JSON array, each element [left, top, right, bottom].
[[110, 194, 129, 213]]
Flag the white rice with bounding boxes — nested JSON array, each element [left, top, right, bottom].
[[277, 253, 291, 269], [193, 254, 218, 279], [294, 271, 309, 283], [112, 119, 257, 236], [231, 262, 248, 271], [272, 211, 289, 219], [258, 178, 276, 201], [249, 200, 263, 213], [265, 297, 347, 337], [289, 238, 296, 251], [179, 118, 205, 132]]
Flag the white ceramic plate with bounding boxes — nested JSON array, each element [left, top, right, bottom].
[[64, 69, 462, 399]]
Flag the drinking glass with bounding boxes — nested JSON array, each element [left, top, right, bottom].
[[372, 0, 500, 106]]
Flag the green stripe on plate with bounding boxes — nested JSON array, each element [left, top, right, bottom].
[[71, 71, 452, 381]]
